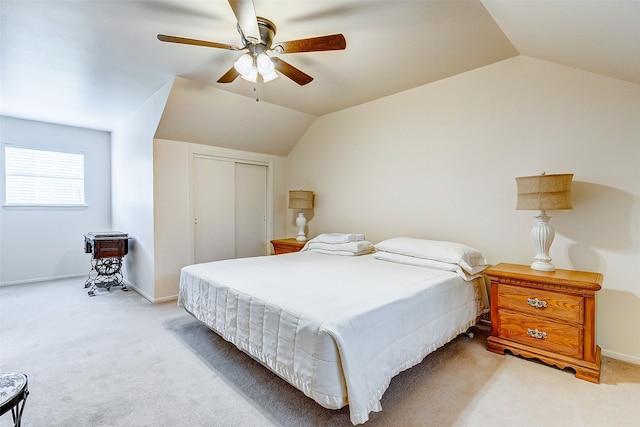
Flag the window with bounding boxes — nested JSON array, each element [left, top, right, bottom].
[[4, 145, 85, 206]]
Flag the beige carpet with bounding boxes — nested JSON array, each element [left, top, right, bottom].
[[1, 277, 639, 426]]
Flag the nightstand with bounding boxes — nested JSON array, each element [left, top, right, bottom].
[[270, 238, 306, 255], [486, 263, 602, 383]]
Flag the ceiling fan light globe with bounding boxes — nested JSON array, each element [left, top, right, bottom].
[[240, 67, 258, 83], [233, 54, 254, 75], [261, 70, 278, 83], [256, 53, 275, 74]]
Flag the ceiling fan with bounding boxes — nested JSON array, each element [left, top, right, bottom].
[[157, 0, 346, 86]]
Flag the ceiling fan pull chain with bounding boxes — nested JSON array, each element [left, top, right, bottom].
[[254, 84, 259, 102]]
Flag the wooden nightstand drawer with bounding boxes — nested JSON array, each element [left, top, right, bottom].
[[276, 245, 302, 254], [487, 263, 602, 383], [498, 310, 582, 358], [270, 238, 306, 255], [498, 284, 584, 324]]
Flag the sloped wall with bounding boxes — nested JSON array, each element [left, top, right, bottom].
[[155, 77, 316, 157]]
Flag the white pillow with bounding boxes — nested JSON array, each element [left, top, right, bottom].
[[374, 237, 488, 274], [372, 251, 486, 281]]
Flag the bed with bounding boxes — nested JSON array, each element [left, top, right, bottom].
[[178, 236, 489, 425]]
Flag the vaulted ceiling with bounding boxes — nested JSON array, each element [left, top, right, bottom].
[[1, 1, 639, 155]]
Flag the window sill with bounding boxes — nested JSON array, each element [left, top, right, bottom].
[[3, 204, 88, 210]]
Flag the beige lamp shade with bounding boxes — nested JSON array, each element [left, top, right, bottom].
[[516, 173, 573, 211], [288, 190, 314, 210]]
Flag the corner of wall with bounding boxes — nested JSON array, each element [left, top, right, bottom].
[[111, 79, 174, 301]]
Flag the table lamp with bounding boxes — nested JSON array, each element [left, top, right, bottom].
[[516, 173, 573, 271], [288, 190, 314, 242]]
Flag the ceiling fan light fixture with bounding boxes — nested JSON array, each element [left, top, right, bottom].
[[233, 53, 254, 75], [240, 67, 258, 83], [157, 1, 347, 87], [234, 53, 258, 83], [256, 53, 278, 82], [261, 70, 278, 82], [256, 53, 274, 73]]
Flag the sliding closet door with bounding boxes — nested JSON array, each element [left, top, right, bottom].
[[193, 157, 236, 263], [192, 156, 268, 264], [235, 163, 267, 258]]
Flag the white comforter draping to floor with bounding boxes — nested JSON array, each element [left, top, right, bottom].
[[178, 251, 485, 424]]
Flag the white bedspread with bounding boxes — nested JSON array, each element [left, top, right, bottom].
[[178, 251, 485, 424]]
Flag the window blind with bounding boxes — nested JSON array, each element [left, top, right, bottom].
[[4, 146, 85, 205]]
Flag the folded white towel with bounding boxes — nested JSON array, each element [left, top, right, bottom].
[[308, 241, 374, 253], [308, 248, 372, 256], [311, 233, 365, 244]]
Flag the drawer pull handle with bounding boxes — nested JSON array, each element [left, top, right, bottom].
[[527, 297, 548, 308], [527, 328, 547, 339]]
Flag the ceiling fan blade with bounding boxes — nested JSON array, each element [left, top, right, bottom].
[[217, 67, 240, 83], [273, 34, 346, 54], [157, 34, 240, 51], [228, 0, 261, 44], [271, 57, 313, 86]]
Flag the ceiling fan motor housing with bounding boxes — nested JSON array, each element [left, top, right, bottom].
[[257, 17, 277, 48]]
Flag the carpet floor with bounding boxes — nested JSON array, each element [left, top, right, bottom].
[[1, 277, 639, 426]]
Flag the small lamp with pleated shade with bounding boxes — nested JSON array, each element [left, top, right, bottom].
[[288, 190, 314, 242], [516, 173, 573, 272]]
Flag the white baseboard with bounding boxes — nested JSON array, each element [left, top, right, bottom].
[[124, 280, 178, 304], [124, 280, 153, 302], [602, 348, 640, 366], [153, 294, 179, 303], [0, 273, 85, 287]]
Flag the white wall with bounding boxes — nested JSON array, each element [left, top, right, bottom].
[[153, 138, 288, 301], [0, 116, 111, 284], [153, 138, 190, 301], [111, 81, 172, 301], [286, 56, 640, 363]]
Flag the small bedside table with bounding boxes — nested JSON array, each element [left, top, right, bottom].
[[486, 263, 603, 383], [270, 238, 306, 255]]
